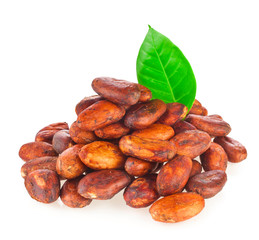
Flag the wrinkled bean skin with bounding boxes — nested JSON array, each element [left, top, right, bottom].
[[149, 192, 205, 223], [52, 130, 74, 154], [185, 170, 227, 199], [60, 177, 92, 208], [56, 144, 88, 179], [158, 102, 188, 126], [79, 141, 126, 170], [92, 77, 141, 105], [25, 169, 60, 203], [94, 121, 130, 139], [189, 99, 207, 116], [124, 99, 167, 129], [123, 174, 159, 208], [214, 136, 247, 163], [35, 122, 69, 144], [77, 100, 125, 131], [69, 121, 97, 144], [208, 114, 223, 120], [185, 114, 231, 137], [189, 160, 202, 178], [137, 84, 152, 102], [119, 135, 176, 163], [200, 142, 228, 171], [131, 124, 174, 140], [38, 122, 69, 132], [21, 156, 58, 178], [124, 157, 158, 177], [35, 130, 60, 144], [19, 142, 58, 162], [173, 120, 196, 135], [156, 155, 192, 196], [171, 130, 211, 158], [75, 95, 103, 116], [78, 170, 131, 200]]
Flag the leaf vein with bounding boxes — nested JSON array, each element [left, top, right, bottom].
[[150, 30, 176, 102]]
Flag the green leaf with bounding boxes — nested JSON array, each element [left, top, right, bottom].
[[136, 26, 196, 110]]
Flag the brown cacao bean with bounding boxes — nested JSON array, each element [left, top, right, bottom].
[[158, 102, 188, 125], [92, 77, 141, 105], [123, 174, 159, 208], [77, 100, 125, 131], [56, 144, 88, 179], [94, 121, 130, 139], [21, 156, 58, 178], [78, 170, 131, 200], [156, 155, 192, 196], [185, 170, 227, 198], [52, 130, 74, 154], [119, 135, 176, 163], [19, 142, 57, 162], [124, 99, 167, 129], [69, 121, 97, 144], [131, 123, 174, 140], [75, 95, 103, 116], [60, 177, 92, 208], [214, 136, 247, 163], [79, 141, 126, 170], [171, 130, 211, 158], [24, 169, 60, 203], [189, 160, 202, 178], [185, 114, 231, 137], [124, 157, 158, 177], [149, 192, 205, 223], [200, 142, 228, 171]]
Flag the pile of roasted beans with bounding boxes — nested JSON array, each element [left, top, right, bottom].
[[19, 77, 247, 223]]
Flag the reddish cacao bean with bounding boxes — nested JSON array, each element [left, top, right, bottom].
[[60, 177, 92, 208], [173, 120, 196, 135], [131, 123, 174, 140], [77, 100, 125, 131], [75, 95, 103, 116], [189, 99, 207, 116], [94, 121, 130, 139], [124, 99, 167, 129], [78, 170, 131, 200], [56, 144, 88, 179], [92, 77, 141, 105], [200, 142, 228, 171], [185, 114, 231, 137], [24, 169, 60, 203], [69, 121, 97, 144], [158, 102, 188, 126], [214, 136, 247, 163], [149, 192, 205, 223], [137, 84, 152, 102], [156, 155, 192, 196], [21, 156, 58, 178], [19, 142, 57, 162], [79, 141, 126, 170], [189, 160, 202, 178], [119, 135, 176, 163], [185, 170, 227, 198], [52, 130, 74, 154], [124, 157, 158, 177], [123, 174, 159, 208], [171, 130, 211, 158]]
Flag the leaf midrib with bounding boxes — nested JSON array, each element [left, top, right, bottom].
[[150, 29, 176, 102]]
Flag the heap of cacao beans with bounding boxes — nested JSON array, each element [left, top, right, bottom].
[[19, 77, 247, 223]]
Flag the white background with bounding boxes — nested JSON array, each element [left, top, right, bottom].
[[1, 1, 258, 239]]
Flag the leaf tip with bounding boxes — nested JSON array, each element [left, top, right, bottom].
[[148, 24, 152, 29]]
